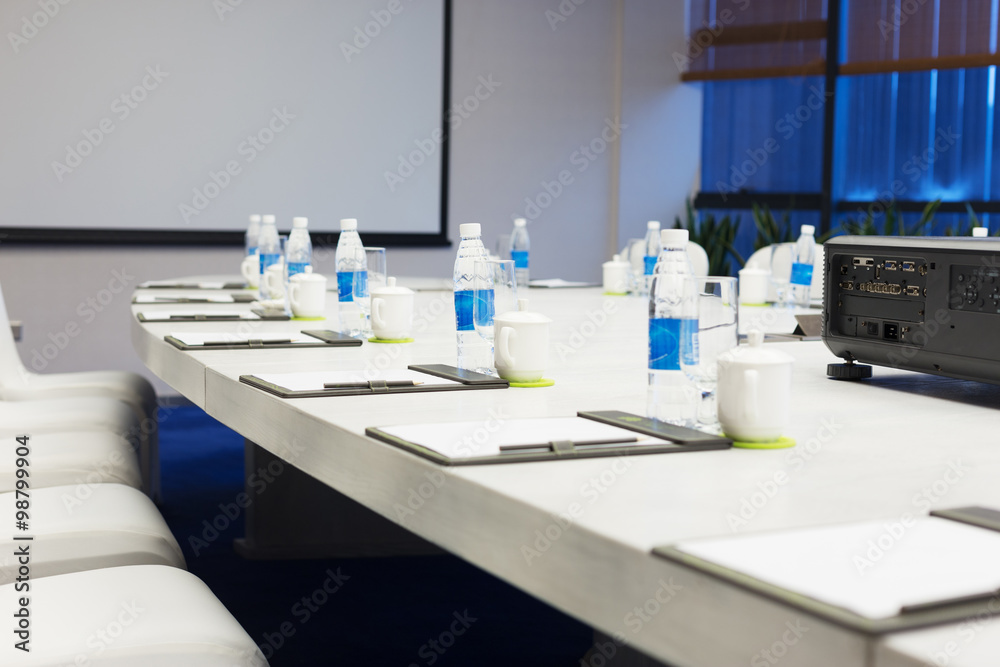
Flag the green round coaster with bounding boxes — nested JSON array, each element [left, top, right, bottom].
[[291, 316, 326, 321], [730, 436, 796, 450], [367, 337, 415, 344], [508, 378, 555, 388], [740, 302, 769, 307], [602, 291, 629, 296]]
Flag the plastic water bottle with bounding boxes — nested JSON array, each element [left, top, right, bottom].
[[454, 223, 491, 372], [245, 214, 261, 256], [336, 218, 366, 337], [257, 214, 280, 301], [790, 224, 816, 308], [285, 217, 312, 279], [640, 220, 661, 296], [509, 217, 530, 288], [647, 228, 698, 426]]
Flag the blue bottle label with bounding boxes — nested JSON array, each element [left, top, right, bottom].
[[247, 246, 258, 256], [649, 318, 698, 370], [455, 290, 475, 331], [287, 262, 309, 278], [337, 271, 368, 302], [644, 255, 657, 276], [512, 250, 529, 269], [790, 262, 813, 286], [259, 253, 281, 274], [473, 288, 495, 328]]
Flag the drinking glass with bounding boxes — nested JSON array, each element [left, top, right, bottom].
[[621, 238, 645, 294], [770, 243, 795, 307], [354, 247, 386, 337], [473, 259, 516, 375], [681, 276, 739, 431]]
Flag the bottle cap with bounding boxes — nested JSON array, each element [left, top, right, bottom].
[[340, 218, 358, 231], [262, 215, 276, 224], [292, 217, 308, 228], [460, 223, 481, 237], [249, 214, 261, 223], [514, 218, 526, 227], [647, 220, 661, 230], [801, 224, 815, 236], [660, 229, 688, 247]]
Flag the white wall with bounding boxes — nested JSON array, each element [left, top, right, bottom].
[[1, 0, 700, 397]]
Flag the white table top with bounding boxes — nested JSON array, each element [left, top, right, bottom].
[[131, 278, 1000, 667]]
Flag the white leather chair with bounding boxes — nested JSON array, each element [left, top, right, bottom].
[[0, 283, 160, 500], [0, 565, 268, 666], [0, 395, 139, 441], [686, 241, 710, 276], [0, 484, 184, 583], [0, 431, 141, 493], [744, 242, 824, 302]]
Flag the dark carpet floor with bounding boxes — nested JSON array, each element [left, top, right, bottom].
[[157, 405, 593, 666]]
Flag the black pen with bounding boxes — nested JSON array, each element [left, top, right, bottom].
[[499, 437, 638, 452]]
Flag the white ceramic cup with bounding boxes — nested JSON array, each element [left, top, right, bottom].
[[288, 269, 327, 318], [602, 254, 631, 294], [371, 277, 414, 340], [716, 330, 794, 442], [264, 262, 285, 300], [494, 298, 551, 383], [738, 268, 771, 305], [241, 255, 259, 289]]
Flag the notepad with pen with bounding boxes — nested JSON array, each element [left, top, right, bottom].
[[653, 506, 1000, 635], [138, 309, 289, 323], [133, 294, 256, 304], [165, 329, 360, 350], [139, 280, 246, 290], [240, 364, 508, 398], [365, 410, 731, 466]]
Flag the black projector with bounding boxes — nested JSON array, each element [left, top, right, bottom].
[[822, 236, 1000, 384]]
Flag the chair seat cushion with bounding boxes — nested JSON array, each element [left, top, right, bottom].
[[0, 565, 267, 666], [0, 484, 184, 581], [0, 431, 141, 493]]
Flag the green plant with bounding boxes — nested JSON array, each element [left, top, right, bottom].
[[942, 203, 997, 236], [750, 201, 835, 248], [673, 199, 744, 276], [838, 199, 941, 236]]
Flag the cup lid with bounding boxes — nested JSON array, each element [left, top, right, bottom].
[[604, 254, 630, 267], [371, 276, 413, 295], [290, 270, 325, 282]]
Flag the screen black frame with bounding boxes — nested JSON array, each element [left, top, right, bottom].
[[0, 0, 453, 248]]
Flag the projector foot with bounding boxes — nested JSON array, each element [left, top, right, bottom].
[[827, 361, 873, 380]]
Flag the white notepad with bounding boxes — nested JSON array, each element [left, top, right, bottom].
[[676, 517, 1000, 620], [142, 310, 260, 321], [140, 280, 232, 289], [252, 369, 461, 392], [169, 332, 316, 346], [135, 295, 239, 304], [528, 278, 597, 288], [378, 416, 662, 460]]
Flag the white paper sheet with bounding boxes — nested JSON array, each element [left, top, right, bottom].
[[528, 279, 598, 288], [378, 416, 664, 459], [169, 332, 315, 346], [252, 369, 461, 392], [676, 517, 1000, 620], [135, 295, 237, 304], [142, 310, 259, 321], [140, 280, 231, 289]]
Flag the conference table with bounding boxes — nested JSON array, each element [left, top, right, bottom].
[[131, 278, 1000, 667]]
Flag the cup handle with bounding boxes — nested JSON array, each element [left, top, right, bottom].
[[266, 269, 280, 296], [743, 369, 758, 422], [497, 326, 516, 367], [241, 258, 253, 282], [372, 298, 385, 329], [288, 282, 299, 309]]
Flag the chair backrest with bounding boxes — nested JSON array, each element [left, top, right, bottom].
[[686, 241, 710, 277], [742, 242, 825, 303]]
